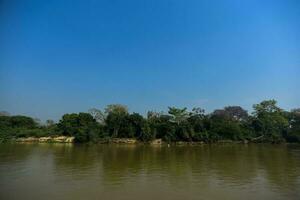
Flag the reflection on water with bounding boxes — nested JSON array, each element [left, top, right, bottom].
[[0, 143, 300, 200]]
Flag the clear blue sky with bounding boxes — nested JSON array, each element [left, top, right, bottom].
[[1, 0, 299, 121]]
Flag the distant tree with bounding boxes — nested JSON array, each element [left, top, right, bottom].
[[209, 106, 251, 141], [291, 108, 300, 114], [128, 113, 144, 137], [105, 104, 128, 115], [10, 116, 37, 129], [253, 100, 281, 114], [46, 119, 55, 127], [1, 100, 299, 144], [34, 118, 42, 126], [286, 108, 300, 142], [212, 106, 248, 121], [188, 107, 206, 132], [252, 100, 288, 142], [0, 115, 12, 129], [211, 109, 224, 116], [224, 106, 248, 121], [167, 107, 195, 141], [146, 112, 175, 142], [88, 108, 105, 124], [190, 107, 205, 117], [168, 107, 189, 125], [105, 104, 129, 137], [147, 111, 163, 139], [139, 121, 154, 142], [210, 120, 242, 140], [57, 113, 78, 136], [57, 113, 100, 142], [147, 111, 163, 120], [158, 115, 176, 142]]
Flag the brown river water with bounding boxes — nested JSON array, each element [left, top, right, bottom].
[[0, 143, 300, 200]]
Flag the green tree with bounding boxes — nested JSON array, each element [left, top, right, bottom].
[[128, 113, 144, 138], [46, 119, 55, 127], [224, 106, 248, 121], [252, 100, 288, 142], [286, 108, 300, 142], [137, 120, 154, 142], [148, 113, 176, 142], [88, 108, 105, 124], [105, 104, 129, 137], [147, 111, 163, 139], [10, 116, 37, 129], [188, 107, 207, 139], [57, 113, 100, 142], [168, 107, 195, 141], [209, 106, 250, 141], [168, 107, 189, 125]]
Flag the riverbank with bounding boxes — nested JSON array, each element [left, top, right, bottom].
[[15, 136, 75, 143], [10, 137, 255, 145]]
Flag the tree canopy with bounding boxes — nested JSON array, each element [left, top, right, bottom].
[[1, 100, 299, 143]]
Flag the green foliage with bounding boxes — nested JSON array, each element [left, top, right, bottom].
[[139, 121, 154, 142], [252, 100, 288, 143], [128, 113, 144, 138], [88, 108, 105, 124], [9, 116, 37, 129], [285, 109, 300, 142], [0, 115, 57, 142], [1, 100, 299, 143], [57, 113, 101, 143], [210, 120, 242, 140], [188, 107, 207, 140], [168, 107, 189, 125], [104, 104, 129, 137], [0, 128, 15, 143], [224, 106, 248, 121], [193, 131, 209, 142]]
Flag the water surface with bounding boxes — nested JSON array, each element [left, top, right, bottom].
[[0, 143, 300, 200]]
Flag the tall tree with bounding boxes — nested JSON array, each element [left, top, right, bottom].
[[224, 106, 248, 121], [211, 106, 248, 121], [286, 108, 300, 142], [128, 113, 144, 138], [57, 113, 99, 142], [46, 119, 55, 127], [188, 107, 208, 140], [105, 104, 129, 137], [168, 107, 194, 141], [88, 108, 105, 124], [168, 107, 189, 125], [252, 100, 288, 142], [10, 116, 37, 129]]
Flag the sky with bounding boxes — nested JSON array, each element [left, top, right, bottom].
[[0, 0, 299, 121]]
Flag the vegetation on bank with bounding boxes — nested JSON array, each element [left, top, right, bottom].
[[0, 100, 299, 143]]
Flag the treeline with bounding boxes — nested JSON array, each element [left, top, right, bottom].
[[0, 100, 300, 143]]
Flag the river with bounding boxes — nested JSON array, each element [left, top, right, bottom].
[[0, 143, 300, 200]]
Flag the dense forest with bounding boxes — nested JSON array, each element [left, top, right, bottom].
[[0, 100, 299, 143]]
